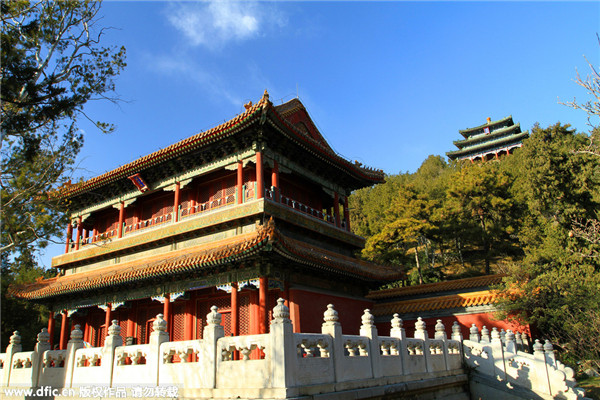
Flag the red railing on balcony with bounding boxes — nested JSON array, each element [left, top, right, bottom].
[[72, 183, 350, 251], [265, 188, 346, 230]]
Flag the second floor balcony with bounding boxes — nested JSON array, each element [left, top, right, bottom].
[[68, 185, 350, 254]]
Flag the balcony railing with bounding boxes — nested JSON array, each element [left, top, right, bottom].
[[265, 188, 346, 230], [72, 184, 347, 251]]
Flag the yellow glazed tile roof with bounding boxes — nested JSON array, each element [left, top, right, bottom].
[[372, 290, 499, 317], [366, 274, 505, 300]]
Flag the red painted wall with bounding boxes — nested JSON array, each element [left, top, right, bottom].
[[290, 289, 374, 335]]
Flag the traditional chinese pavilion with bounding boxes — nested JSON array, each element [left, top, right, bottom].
[[446, 116, 529, 162], [9, 91, 402, 350]]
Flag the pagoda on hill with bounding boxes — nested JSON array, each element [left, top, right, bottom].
[[447, 116, 529, 162], [10, 91, 401, 350]]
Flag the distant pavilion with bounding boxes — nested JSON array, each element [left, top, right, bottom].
[[447, 116, 529, 162]]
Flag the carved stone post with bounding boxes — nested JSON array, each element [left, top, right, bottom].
[[359, 309, 381, 379], [434, 320, 447, 340], [435, 320, 452, 371], [321, 304, 343, 383], [270, 298, 296, 388], [481, 326, 490, 343], [2, 331, 22, 386], [515, 331, 523, 351], [543, 340, 556, 367], [389, 314, 408, 375], [532, 339, 552, 395], [450, 321, 463, 342], [33, 329, 51, 388], [469, 324, 480, 342], [147, 314, 169, 386], [490, 327, 506, 381], [102, 320, 123, 387], [505, 330, 516, 353], [414, 318, 433, 372], [65, 325, 84, 388], [202, 306, 225, 389]]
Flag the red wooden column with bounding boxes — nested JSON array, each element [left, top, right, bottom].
[[75, 216, 82, 250], [184, 298, 194, 340], [237, 161, 244, 204], [173, 182, 181, 222], [83, 321, 90, 344], [163, 294, 171, 338], [333, 193, 341, 228], [343, 196, 351, 231], [65, 224, 73, 254], [126, 302, 137, 343], [271, 161, 280, 202], [92, 228, 98, 243], [283, 281, 290, 307], [231, 283, 239, 336], [47, 312, 56, 349], [59, 311, 69, 350], [288, 290, 301, 333], [188, 191, 196, 216], [117, 202, 125, 238], [256, 151, 264, 199], [104, 303, 112, 333], [258, 277, 268, 334]]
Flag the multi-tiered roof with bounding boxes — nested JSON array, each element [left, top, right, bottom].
[[447, 116, 529, 161], [10, 91, 399, 310]]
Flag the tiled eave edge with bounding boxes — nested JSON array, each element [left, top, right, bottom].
[[266, 107, 385, 184], [366, 274, 506, 300], [10, 226, 275, 302], [453, 125, 524, 148], [269, 228, 402, 282], [458, 116, 513, 138], [11, 220, 398, 303], [51, 200, 265, 268], [371, 290, 499, 316], [55, 103, 265, 199]]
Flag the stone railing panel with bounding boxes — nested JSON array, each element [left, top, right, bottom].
[[293, 333, 334, 386], [7, 351, 36, 387], [159, 339, 212, 388], [71, 347, 105, 387], [405, 338, 427, 374], [38, 350, 67, 388], [445, 340, 462, 370], [336, 334, 373, 382], [378, 337, 403, 377], [216, 334, 270, 389], [112, 344, 153, 386], [427, 338, 447, 372]]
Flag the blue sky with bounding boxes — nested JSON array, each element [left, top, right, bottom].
[[40, 1, 599, 265], [75, 1, 600, 178]]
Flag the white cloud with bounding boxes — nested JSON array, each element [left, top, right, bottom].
[[144, 53, 243, 106], [165, 1, 285, 49]]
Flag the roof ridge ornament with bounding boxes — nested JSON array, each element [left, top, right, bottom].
[[261, 89, 270, 103]]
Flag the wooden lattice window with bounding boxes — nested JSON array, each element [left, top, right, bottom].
[[239, 294, 250, 335], [172, 303, 186, 342]]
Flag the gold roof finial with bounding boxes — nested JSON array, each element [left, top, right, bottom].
[[244, 100, 253, 110], [262, 89, 270, 102]]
